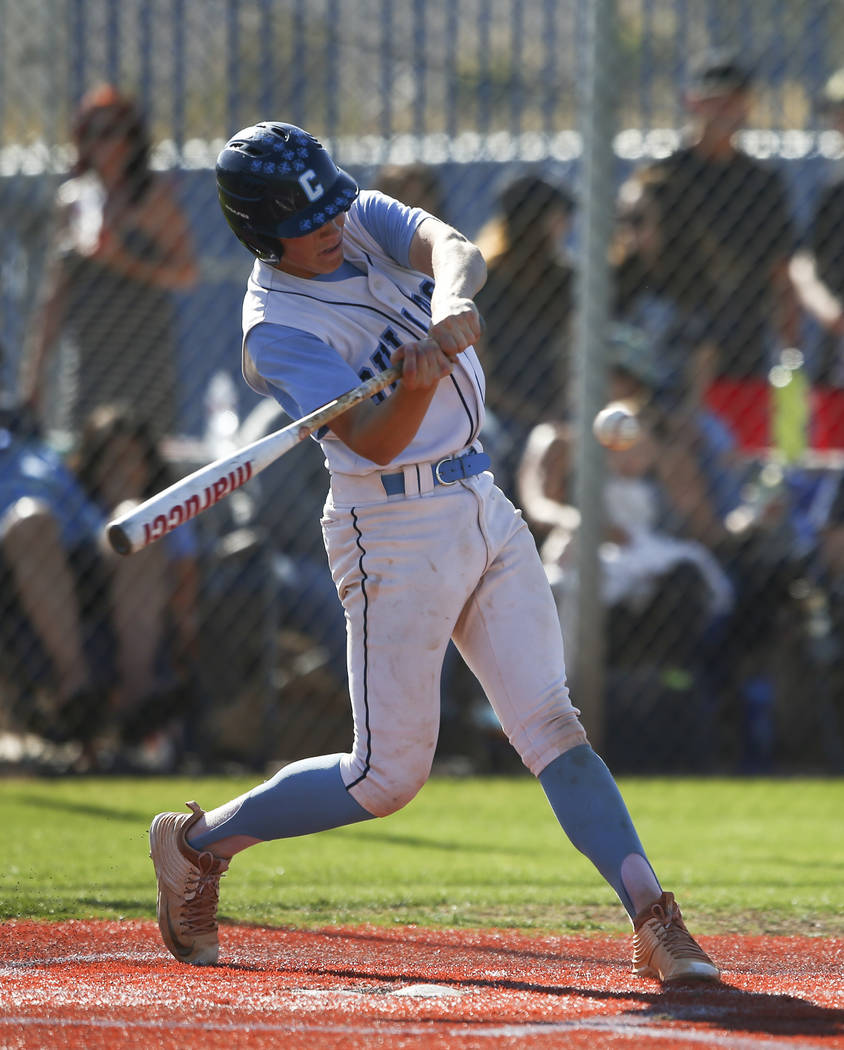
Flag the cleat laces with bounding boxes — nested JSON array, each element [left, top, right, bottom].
[[647, 898, 712, 962], [180, 852, 225, 936]]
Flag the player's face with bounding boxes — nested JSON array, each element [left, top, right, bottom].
[[275, 213, 346, 278]]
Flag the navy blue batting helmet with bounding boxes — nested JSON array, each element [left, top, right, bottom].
[[215, 122, 359, 262]]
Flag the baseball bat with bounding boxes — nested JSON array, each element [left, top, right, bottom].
[[106, 365, 401, 555]]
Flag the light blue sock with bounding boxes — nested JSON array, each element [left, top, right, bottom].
[[538, 744, 656, 918], [189, 753, 374, 849]]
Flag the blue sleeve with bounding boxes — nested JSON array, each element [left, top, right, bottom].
[[246, 322, 362, 419], [355, 190, 430, 268], [0, 440, 104, 549]]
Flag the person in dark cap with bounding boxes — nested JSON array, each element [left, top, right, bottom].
[[686, 48, 754, 98], [630, 48, 800, 385], [474, 172, 576, 495], [790, 67, 844, 386]]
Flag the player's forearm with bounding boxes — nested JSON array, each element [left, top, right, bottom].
[[334, 383, 439, 465], [410, 220, 486, 308], [428, 231, 487, 307], [408, 221, 485, 356]]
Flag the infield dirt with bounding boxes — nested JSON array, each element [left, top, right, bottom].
[[0, 920, 842, 1049]]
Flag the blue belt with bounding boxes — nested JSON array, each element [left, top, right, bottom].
[[381, 450, 491, 495]]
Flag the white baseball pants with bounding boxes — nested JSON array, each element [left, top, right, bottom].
[[322, 469, 588, 817]]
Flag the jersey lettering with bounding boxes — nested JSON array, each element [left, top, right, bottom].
[[299, 169, 325, 202], [361, 328, 403, 403], [407, 278, 434, 315], [372, 347, 392, 374]]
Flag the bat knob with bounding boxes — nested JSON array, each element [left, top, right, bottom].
[[107, 522, 132, 556]]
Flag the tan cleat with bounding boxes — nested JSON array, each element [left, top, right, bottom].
[[632, 892, 720, 983], [149, 800, 229, 965]]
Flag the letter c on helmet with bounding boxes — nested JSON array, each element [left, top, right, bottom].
[[299, 169, 324, 202]]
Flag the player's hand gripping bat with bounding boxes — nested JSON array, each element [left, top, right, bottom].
[[107, 366, 400, 555]]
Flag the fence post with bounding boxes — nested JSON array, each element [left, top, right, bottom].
[[573, 0, 618, 750]]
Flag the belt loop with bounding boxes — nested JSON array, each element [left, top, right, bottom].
[[417, 462, 435, 496], [401, 464, 421, 497]]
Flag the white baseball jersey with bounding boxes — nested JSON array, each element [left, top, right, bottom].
[[241, 190, 486, 477]]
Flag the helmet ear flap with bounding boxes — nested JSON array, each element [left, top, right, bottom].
[[240, 234, 284, 264]]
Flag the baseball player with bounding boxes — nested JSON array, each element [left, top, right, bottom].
[[149, 122, 719, 984]]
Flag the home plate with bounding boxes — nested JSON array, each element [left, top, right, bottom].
[[390, 983, 464, 998]]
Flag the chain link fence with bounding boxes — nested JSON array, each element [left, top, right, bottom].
[[1, 0, 843, 776]]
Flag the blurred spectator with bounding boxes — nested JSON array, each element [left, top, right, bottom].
[[474, 172, 576, 494], [68, 401, 203, 763], [516, 334, 736, 773], [612, 168, 719, 414], [818, 470, 844, 587], [790, 67, 844, 387], [517, 325, 734, 685], [373, 161, 446, 217], [813, 467, 844, 635], [0, 351, 108, 754], [813, 471, 844, 716], [636, 49, 799, 384], [611, 169, 748, 525], [21, 84, 198, 440], [753, 465, 844, 771]]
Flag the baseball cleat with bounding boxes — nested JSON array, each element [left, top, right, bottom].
[[149, 800, 228, 965], [632, 892, 721, 983]]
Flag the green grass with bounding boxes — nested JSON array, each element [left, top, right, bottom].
[[1, 775, 842, 936]]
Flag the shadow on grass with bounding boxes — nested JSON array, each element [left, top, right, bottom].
[[343, 827, 524, 854], [10, 792, 148, 823], [75, 898, 151, 914]]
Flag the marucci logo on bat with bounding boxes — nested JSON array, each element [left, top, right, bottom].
[[108, 366, 400, 556], [141, 461, 254, 546]]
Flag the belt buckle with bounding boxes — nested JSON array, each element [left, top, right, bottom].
[[434, 455, 460, 485]]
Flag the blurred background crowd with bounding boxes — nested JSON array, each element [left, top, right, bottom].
[[2, 0, 844, 777]]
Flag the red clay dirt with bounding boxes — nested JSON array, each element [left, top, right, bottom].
[[0, 920, 842, 1049]]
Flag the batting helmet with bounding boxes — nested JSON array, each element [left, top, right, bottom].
[[215, 122, 359, 263]]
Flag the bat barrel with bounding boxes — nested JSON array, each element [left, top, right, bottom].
[[104, 452, 261, 556], [107, 522, 133, 556]]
